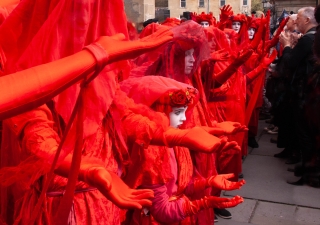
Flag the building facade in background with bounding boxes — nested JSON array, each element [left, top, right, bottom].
[[125, 0, 252, 31]]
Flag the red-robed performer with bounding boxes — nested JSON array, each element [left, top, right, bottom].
[[120, 76, 245, 225], [0, 1, 226, 224], [190, 11, 250, 220], [131, 20, 247, 224]]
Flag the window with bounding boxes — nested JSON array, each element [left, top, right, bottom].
[[199, 0, 204, 7], [180, 0, 186, 8], [220, 0, 225, 6], [243, 0, 247, 5]]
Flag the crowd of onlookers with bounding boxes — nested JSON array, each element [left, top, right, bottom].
[[263, 6, 320, 187]]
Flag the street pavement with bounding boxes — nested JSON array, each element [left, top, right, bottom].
[[217, 120, 320, 225]]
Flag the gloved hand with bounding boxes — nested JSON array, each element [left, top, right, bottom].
[[214, 49, 253, 85], [193, 174, 245, 191], [207, 174, 246, 190], [151, 126, 223, 153], [102, 171, 154, 209], [265, 17, 289, 51], [183, 195, 243, 216], [219, 5, 233, 23], [202, 121, 248, 136], [246, 49, 277, 84], [211, 49, 230, 61], [93, 28, 173, 64], [79, 166, 112, 191]]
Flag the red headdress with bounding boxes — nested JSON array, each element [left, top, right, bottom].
[[120, 76, 199, 116], [226, 13, 249, 46], [247, 15, 261, 30], [191, 12, 216, 26], [161, 17, 181, 27]]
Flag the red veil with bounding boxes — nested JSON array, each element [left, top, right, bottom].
[[0, 0, 132, 223]]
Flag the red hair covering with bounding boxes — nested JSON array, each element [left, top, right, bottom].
[[191, 12, 216, 26], [121, 76, 199, 117], [138, 20, 210, 83], [161, 17, 181, 27], [248, 17, 261, 30], [226, 13, 249, 47]]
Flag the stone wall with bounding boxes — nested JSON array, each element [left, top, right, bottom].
[[274, 0, 317, 17], [168, 0, 252, 19], [125, 0, 156, 31]]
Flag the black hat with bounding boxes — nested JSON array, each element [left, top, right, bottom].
[[143, 18, 159, 27]]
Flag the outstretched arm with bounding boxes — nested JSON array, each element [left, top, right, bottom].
[[0, 29, 173, 121]]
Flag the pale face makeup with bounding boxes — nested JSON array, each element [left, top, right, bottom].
[[248, 27, 256, 40], [232, 21, 241, 33], [200, 21, 210, 28], [185, 48, 195, 74], [169, 106, 188, 128]]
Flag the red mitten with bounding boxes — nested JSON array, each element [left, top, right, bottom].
[[183, 195, 244, 216], [152, 127, 223, 153], [246, 49, 277, 84], [207, 174, 246, 190], [214, 49, 253, 85], [210, 49, 230, 61], [94, 28, 173, 64]]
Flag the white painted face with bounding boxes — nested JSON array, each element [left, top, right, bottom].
[[169, 106, 188, 128], [200, 21, 210, 28], [232, 21, 241, 33], [248, 27, 256, 40], [185, 48, 195, 74]]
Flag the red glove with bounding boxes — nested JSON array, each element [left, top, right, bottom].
[[94, 28, 173, 64], [152, 127, 223, 153], [202, 121, 248, 136], [183, 195, 243, 216], [246, 49, 277, 84], [265, 17, 289, 51], [246, 49, 278, 85], [0, 49, 99, 121], [219, 5, 233, 23], [214, 49, 253, 85], [210, 49, 230, 61], [0, 0, 19, 7], [102, 171, 154, 209], [207, 174, 246, 190], [193, 174, 245, 191]]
